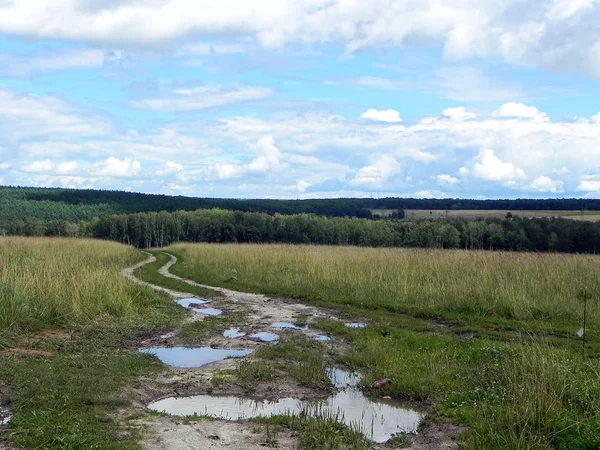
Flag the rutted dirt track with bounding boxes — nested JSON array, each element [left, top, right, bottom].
[[122, 252, 463, 450]]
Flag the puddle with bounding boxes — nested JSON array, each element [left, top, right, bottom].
[[148, 368, 423, 443], [177, 298, 210, 312], [311, 334, 331, 342], [223, 328, 246, 339], [159, 331, 179, 339], [196, 308, 223, 316], [0, 407, 11, 426], [345, 323, 366, 329], [249, 332, 279, 342], [271, 322, 306, 330], [140, 347, 252, 368]]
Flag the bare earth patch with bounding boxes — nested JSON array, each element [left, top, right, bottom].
[[0, 348, 54, 358]]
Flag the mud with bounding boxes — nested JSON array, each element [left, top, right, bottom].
[[122, 252, 462, 450]]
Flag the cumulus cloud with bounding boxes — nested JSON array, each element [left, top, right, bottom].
[[156, 161, 184, 176], [578, 175, 600, 192], [442, 107, 476, 121], [1, 1, 600, 77], [436, 174, 459, 185], [360, 109, 402, 123], [132, 85, 272, 112], [471, 149, 527, 184], [92, 157, 141, 177], [350, 155, 400, 188], [493, 102, 549, 122], [524, 176, 565, 193]]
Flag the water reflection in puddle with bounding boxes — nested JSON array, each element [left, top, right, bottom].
[[140, 347, 252, 368], [196, 308, 223, 316], [0, 407, 12, 426], [249, 332, 279, 342], [148, 368, 422, 443], [311, 334, 331, 342], [223, 328, 246, 339], [271, 322, 306, 330], [177, 298, 210, 312], [345, 323, 366, 329]]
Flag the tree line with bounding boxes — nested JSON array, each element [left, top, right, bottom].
[[11, 207, 600, 254], [3, 185, 600, 234]]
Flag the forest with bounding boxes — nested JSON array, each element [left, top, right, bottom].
[[7, 207, 597, 254], [3, 185, 600, 231], [3, 186, 600, 253]]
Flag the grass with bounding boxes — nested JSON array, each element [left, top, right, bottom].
[[165, 243, 600, 329], [134, 250, 217, 299], [0, 237, 183, 449], [160, 243, 600, 449]]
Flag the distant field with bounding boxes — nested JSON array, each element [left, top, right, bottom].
[[371, 209, 600, 221]]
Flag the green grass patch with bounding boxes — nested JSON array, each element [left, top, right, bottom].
[[134, 250, 217, 299]]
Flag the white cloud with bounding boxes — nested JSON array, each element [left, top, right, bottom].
[[22, 160, 55, 173], [471, 149, 527, 184], [578, 175, 600, 192], [0, 163, 11, 171], [493, 102, 549, 122], [0, 49, 105, 75], [132, 85, 272, 112], [360, 109, 402, 123], [0, 88, 110, 140], [436, 174, 459, 185], [350, 155, 400, 187], [1, 1, 599, 77], [176, 42, 249, 56], [92, 157, 141, 177], [156, 161, 184, 176], [296, 180, 310, 192], [592, 112, 600, 123], [552, 167, 569, 175], [524, 176, 565, 193], [443, 107, 476, 121]]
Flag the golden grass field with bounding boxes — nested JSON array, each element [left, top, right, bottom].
[[0, 236, 150, 333], [168, 243, 600, 325]]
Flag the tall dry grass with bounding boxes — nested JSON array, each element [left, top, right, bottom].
[[169, 243, 600, 324], [0, 237, 149, 333]]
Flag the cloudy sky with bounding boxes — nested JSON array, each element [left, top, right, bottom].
[[1, 0, 600, 199]]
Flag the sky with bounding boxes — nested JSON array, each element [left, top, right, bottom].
[[0, 1, 600, 200]]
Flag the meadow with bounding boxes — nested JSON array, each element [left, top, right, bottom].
[[0, 237, 182, 449], [371, 209, 600, 221], [164, 243, 600, 449]]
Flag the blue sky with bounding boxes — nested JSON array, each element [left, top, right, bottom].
[[1, 1, 600, 199]]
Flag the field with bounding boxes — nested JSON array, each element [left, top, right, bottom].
[[0, 237, 182, 449], [1, 238, 599, 449], [371, 209, 600, 222], [165, 243, 600, 449]]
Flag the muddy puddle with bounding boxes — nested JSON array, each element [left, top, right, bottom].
[[311, 334, 331, 342], [148, 368, 423, 443], [271, 322, 306, 330], [223, 328, 246, 339], [195, 307, 223, 316], [176, 298, 210, 312], [0, 407, 11, 426], [249, 332, 278, 342], [345, 323, 366, 328], [140, 347, 252, 368]]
